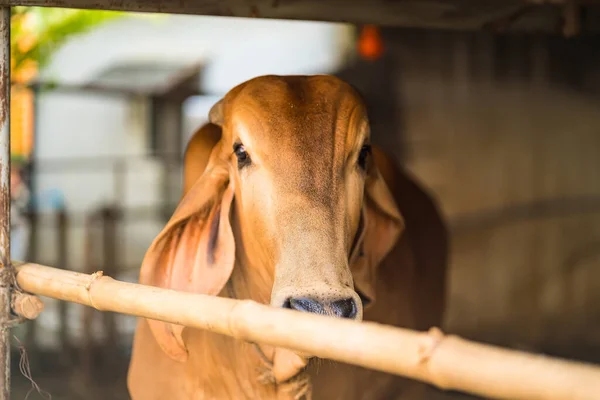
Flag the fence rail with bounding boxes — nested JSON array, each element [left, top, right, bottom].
[[12, 261, 600, 400], [14, 186, 600, 396]]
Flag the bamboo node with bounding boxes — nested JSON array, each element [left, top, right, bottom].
[[85, 271, 104, 309], [416, 326, 445, 363]]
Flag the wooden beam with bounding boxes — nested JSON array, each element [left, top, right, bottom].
[[2, 0, 600, 33]]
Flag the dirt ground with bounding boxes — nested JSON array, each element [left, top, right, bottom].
[[9, 349, 479, 400], [13, 375, 475, 400], [11, 349, 130, 400], [9, 340, 600, 400], [13, 375, 130, 400]]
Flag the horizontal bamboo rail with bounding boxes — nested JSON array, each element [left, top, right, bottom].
[[14, 261, 600, 400]]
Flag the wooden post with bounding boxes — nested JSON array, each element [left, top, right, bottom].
[[57, 208, 70, 364], [81, 212, 97, 384], [0, 7, 11, 400], [112, 160, 125, 207], [24, 210, 38, 365], [152, 97, 182, 222], [100, 206, 118, 368]]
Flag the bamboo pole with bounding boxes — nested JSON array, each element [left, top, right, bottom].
[[14, 261, 600, 400]]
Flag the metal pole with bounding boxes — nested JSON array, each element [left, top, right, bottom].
[[0, 7, 10, 400]]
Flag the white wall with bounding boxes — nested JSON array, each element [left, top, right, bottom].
[[41, 15, 353, 94]]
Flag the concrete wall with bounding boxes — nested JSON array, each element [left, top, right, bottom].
[[368, 30, 600, 364]]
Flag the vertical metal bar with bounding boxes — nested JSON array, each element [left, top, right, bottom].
[[0, 7, 10, 400]]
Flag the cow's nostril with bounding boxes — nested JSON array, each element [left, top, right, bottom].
[[283, 297, 358, 319], [331, 298, 357, 319], [287, 297, 324, 314]]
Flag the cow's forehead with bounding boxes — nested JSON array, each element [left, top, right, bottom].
[[224, 76, 369, 209], [229, 75, 363, 104], [225, 75, 368, 154]]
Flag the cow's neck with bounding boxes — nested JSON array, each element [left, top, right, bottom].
[[182, 205, 278, 399]]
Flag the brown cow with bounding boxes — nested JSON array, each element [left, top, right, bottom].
[[127, 75, 448, 399]]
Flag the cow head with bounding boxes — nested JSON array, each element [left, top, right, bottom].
[[140, 75, 404, 362]]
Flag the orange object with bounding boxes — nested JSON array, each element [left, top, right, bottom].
[[357, 25, 384, 61], [10, 86, 34, 160]]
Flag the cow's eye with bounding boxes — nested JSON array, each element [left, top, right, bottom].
[[233, 142, 251, 169], [358, 144, 371, 170]]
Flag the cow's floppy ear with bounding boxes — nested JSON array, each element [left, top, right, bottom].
[[350, 150, 404, 308], [139, 139, 235, 362]]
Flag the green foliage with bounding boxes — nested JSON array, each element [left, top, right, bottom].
[[11, 7, 129, 78]]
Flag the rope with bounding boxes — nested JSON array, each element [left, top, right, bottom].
[[84, 271, 104, 310], [0, 261, 19, 290], [0, 261, 28, 328], [0, 263, 48, 397], [14, 335, 51, 400]]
